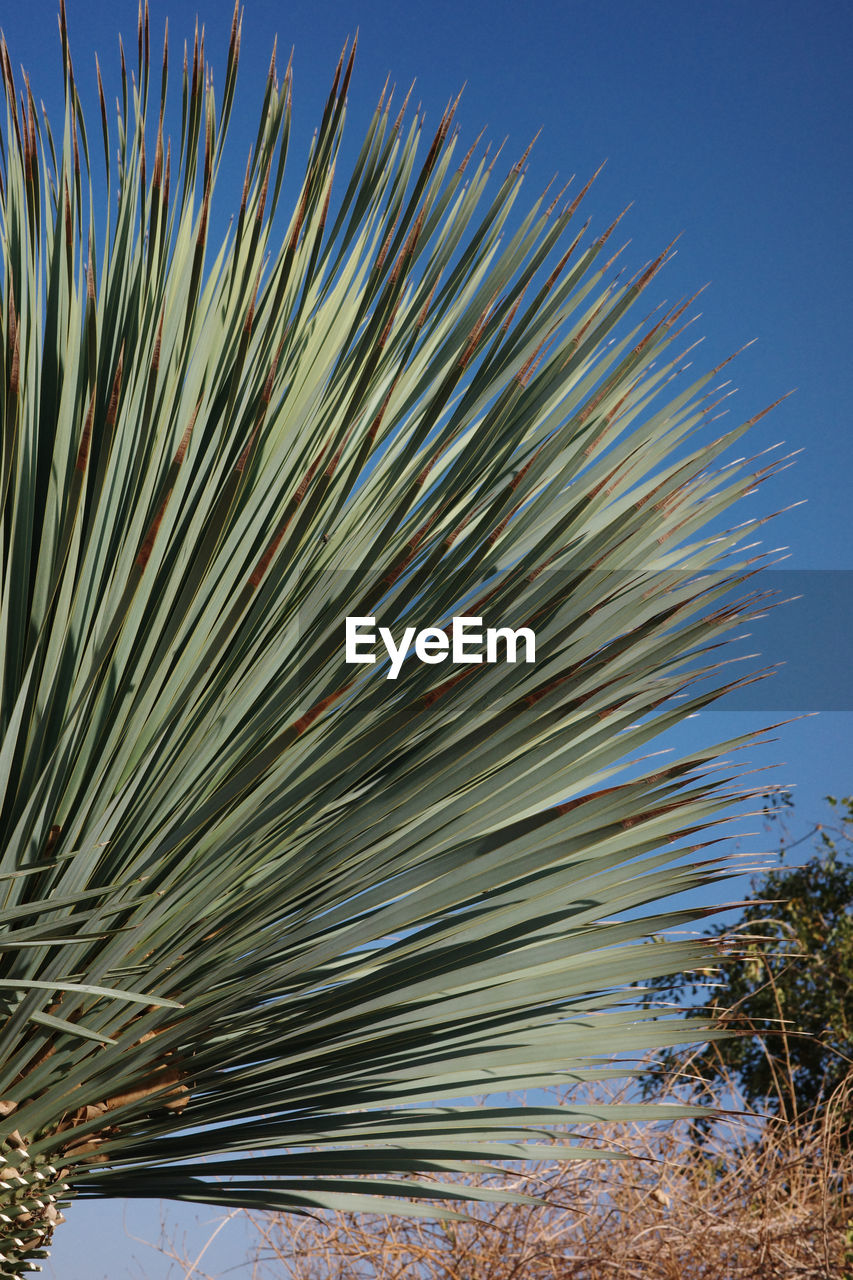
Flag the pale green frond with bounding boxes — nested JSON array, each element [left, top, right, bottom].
[[0, 3, 786, 1271]]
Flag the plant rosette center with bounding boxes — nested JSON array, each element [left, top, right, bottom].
[[0, 1128, 71, 1277]]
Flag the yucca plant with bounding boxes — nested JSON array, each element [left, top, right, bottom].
[[0, 1, 788, 1274]]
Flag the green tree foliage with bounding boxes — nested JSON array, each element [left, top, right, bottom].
[[648, 795, 853, 1125], [0, 0, 786, 1273]]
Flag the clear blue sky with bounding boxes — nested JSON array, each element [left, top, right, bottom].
[[1, 1, 848, 1275]]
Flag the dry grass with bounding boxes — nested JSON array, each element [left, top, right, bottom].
[[163, 1057, 852, 1280]]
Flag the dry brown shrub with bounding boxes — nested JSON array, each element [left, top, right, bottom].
[[164, 1054, 853, 1280]]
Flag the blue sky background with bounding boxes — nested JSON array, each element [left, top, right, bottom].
[[0, 0, 849, 1274]]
